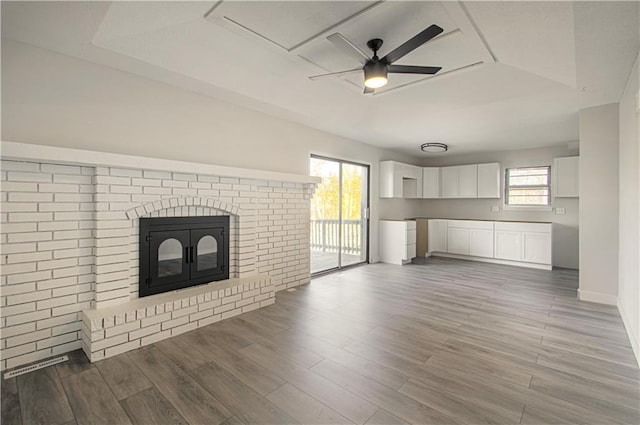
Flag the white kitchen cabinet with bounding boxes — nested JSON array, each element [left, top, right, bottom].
[[469, 229, 494, 257], [379, 161, 423, 198], [494, 231, 522, 261], [553, 156, 579, 197], [494, 222, 552, 266], [441, 165, 478, 198], [379, 220, 416, 265], [447, 228, 470, 255], [446, 220, 494, 257], [422, 167, 440, 198], [477, 163, 501, 198], [523, 232, 552, 264], [428, 219, 448, 253], [458, 165, 478, 198], [441, 166, 459, 198]]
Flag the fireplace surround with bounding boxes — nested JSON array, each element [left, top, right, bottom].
[[0, 142, 319, 369]]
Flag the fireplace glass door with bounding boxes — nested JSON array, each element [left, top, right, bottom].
[[140, 216, 229, 297]]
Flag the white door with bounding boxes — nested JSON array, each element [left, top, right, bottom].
[[477, 163, 501, 198], [422, 167, 440, 198], [458, 165, 478, 198], [447, 228, 470, 255], [428, 220, 448, 252], [441, 167, 459, 198], [495, 231, 523, 261], [523, 232, 552, 264], [470, 229, 494, 258]]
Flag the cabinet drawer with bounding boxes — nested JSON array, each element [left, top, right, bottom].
[[406, 229, 416, 244], [405, 220, 416, 230], [405, 243, 416, 260]]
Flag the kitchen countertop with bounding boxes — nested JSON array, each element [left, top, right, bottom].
[[409, 217, 553, 224]]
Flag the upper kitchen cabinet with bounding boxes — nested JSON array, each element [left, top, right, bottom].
[[477, 163, 501, 198], [379, 161, 423, 198], [553, 156, 579, 197], [442, 165, 478, 198], [422, 167, 440, 198]]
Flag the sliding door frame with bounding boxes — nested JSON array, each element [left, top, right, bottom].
[[310, 154, 370, 276]]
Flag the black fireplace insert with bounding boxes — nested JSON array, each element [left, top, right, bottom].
[[139, 216, 229, 297]]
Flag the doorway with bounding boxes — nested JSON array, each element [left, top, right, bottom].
[[310, 155, 369, 274]]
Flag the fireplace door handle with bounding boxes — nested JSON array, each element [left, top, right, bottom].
[[185, 247, 190, 264]]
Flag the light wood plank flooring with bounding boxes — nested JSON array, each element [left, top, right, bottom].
[[2, 257, 639, 425]]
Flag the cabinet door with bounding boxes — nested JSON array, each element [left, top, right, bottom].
[[470, 229, 494, 258], [458, 165, 478, 198], [441, 167, 459, 198], [422, 167, 441, 198], [494, 231, 522, 261], [523, 232, 551, 264], [447, 228, 469, 255], [428, 220, 447, 252], [554, 156, 579, 197], [379, 161, 395, 198], [477, 163, 501, 198], [405, 243, 416, 261]]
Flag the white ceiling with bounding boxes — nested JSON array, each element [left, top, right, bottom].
[[2, 1, 639, 156]]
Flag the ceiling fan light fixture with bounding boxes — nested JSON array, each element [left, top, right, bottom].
[[364, 62, 388, 88], [421, 143, 448, 153]]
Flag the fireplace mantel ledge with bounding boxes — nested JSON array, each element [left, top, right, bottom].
[[84, 274, 269, 323], [0, 140, 321, 185]]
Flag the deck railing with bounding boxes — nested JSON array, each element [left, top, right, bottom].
[[310, 219, 362, 255]]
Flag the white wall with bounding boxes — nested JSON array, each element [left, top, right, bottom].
[[407, 146, 579, 269], [618, 53, 639, 360], [1, 39, 417, 264], [579, 103, 620, 304]]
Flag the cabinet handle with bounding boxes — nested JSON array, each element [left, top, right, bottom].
[[190, 247, 194, 264], [185, 247, 190, 264]]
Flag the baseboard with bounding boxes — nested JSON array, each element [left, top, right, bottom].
[[577, 289, 618, 305], [428, 253, 552, 270], [617, 299, 640, 367]]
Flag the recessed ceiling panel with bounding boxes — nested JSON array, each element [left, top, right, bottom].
[[207, 1, 376, 50], [463, 1, 577, 87], [94, 1, 215, 44], [297, 1, 487, 93]]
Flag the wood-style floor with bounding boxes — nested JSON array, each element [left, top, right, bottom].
[[2, 257, 639, 425]]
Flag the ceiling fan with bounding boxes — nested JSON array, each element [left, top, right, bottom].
[[309, 24, 444, 94]]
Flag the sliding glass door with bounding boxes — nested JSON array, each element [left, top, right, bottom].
[[310, 156, 369, 274]]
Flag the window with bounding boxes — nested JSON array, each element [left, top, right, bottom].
[[505, 166, 551, 206]]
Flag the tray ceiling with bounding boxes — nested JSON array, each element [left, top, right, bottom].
[[2, 1, 639, 156]]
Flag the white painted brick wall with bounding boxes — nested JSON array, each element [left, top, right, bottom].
[[1, 159, 313, 370], [1, 160, 94, 371]]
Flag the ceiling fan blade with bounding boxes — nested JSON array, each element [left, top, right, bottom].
[[382, 24, 444, 64], [327, 33, 370, 65], [363, 86, 375, 94], [387, 64, 442, 75], [309, 68, 361, 81]]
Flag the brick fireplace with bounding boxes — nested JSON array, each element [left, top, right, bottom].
[[0, 142, 318, 369]]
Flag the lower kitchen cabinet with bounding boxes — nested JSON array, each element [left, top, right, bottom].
[[494, 222, 552, 266], [380, 220, 417, 265], [428, 219, 552, 269], [446, 220, 494, 257]]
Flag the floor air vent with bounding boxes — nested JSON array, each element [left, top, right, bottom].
[[4, 355, 68, 379]]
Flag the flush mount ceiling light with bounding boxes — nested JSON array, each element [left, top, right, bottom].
[[421, 143, 448, 153]]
